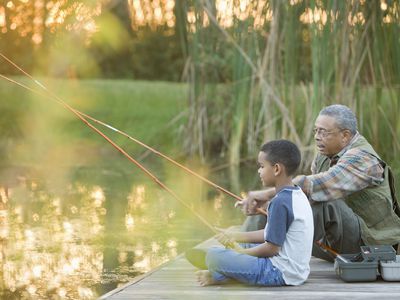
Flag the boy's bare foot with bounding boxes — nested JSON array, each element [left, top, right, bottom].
[[195, 270, 218, 286]]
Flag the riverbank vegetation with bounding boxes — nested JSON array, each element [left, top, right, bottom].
[[179, 1, 400, 184], [1, 0, 399, 187]]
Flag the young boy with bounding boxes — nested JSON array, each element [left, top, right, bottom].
[[189, 139, 314, 286]]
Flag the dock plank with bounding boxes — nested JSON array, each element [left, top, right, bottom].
[[99, 238, 400, 299]]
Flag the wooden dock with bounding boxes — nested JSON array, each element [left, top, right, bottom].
[[99, 238, 400, 299]]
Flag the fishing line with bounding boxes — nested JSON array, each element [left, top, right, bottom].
[[0, 52, 267, 215], [0, 73, 224, 235], [0, 78, 242, 251]]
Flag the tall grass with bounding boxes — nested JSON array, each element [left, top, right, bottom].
[[0, 78, 187, 168], [180, 0, 400, 188]]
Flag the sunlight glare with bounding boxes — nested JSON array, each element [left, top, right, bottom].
[[125, 214, 135, 230]]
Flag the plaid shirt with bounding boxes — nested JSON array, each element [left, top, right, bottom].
[[294, 133, 384, 202]]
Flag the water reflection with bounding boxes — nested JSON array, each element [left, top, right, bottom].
[[0, 165, 243, 299], [0, 180, 106, 299]]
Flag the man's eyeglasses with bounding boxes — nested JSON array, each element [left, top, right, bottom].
[[313, 128, 342, 138]]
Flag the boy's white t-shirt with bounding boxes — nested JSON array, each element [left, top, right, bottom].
[[264, 186, 314, 285]]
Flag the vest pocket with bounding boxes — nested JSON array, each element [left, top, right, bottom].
[[346, 193, 391, 228]]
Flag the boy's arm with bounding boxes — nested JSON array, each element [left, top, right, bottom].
[[231, 229, 265, 243], [216, 229, 281, 257], [239, 242, 280, 258], [216, 229, 265, 244]]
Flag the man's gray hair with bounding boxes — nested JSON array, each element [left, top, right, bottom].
[[319, 104, 358, 135]]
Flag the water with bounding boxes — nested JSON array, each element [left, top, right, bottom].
[[0, 160, 250, 299]]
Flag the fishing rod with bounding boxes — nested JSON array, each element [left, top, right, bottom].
[[81, 113, 265, 215], [0, 73, 231, 239], [0, 52, 267, 216], [315, 240, 349, 263], [0, 74, 248, 251]]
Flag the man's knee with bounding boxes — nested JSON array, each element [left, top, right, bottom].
[[312, 200, 361, 254], [312, 199, 357, 227], [241, 215, 267, 232]]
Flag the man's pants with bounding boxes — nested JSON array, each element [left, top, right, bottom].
[[241, 200, 363, 262]]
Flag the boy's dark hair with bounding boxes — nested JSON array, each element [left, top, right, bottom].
[[260, 140, 301, 176]]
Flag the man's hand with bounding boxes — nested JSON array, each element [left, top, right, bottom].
[[235, 189, 275, 216], [234, 199, 264, 215]]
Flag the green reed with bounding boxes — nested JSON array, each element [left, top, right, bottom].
[[180, 0, 400, 189]]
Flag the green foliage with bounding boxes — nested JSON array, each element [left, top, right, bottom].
[[0, 0, 185, 81], [127, 30, 185, 81], [0, 78, 187, 167], [180, 0, 400, 189]]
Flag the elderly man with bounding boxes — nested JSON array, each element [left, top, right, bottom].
[[240, 104, 400, 261]]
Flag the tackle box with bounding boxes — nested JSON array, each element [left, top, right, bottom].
[[334, 254, 379, 282], [380, 255, 400, 281], [360, 245, 396, 262]]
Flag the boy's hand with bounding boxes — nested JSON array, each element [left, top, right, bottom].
[[214, 227, 242, 251], [235, 191, 271, 215], [214, 227, 233, 244]]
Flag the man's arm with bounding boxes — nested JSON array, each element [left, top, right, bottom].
[[294, 149, 384, 202], [236, 188, 276, 215]]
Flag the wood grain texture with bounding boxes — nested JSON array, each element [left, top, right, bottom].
[[99, 237, 400, 300]]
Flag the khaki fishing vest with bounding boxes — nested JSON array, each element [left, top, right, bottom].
[[314, 135, 400, 245]]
